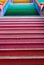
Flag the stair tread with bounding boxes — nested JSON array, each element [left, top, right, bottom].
[[0, 18, 44, 22], [0, 30, 44, 34], [0, 56, 44, 59], [0, 34, 44, 38]]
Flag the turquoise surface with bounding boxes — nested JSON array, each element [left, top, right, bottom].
[[4, 3, 39, 16], [38, 0, 44, 3], [8, 3, 35, 10]]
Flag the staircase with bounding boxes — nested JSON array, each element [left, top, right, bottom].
[[0, 17, 44, 65], [4, 3, 39, 16]]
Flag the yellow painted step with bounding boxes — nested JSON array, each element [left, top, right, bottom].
[[0, 0, 5, 3], [13, 0, 30, 3]]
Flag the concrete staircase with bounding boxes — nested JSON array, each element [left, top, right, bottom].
[[0, 17, 44, 65]]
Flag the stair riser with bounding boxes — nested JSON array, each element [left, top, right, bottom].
[[0, 26, 44, 29], [0, 27, 44, 30], [0, 50, 44, 56], [0, 34, 44, 38], [0, 29, 44, 31], [0, 44, 44, 49], [0, 22, 44, 23], [0, 24, 44, 26], [0, 59, 44, 65], [0, 38, 44, 44]]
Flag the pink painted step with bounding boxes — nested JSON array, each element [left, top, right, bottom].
[[0, 18, 44, 49]]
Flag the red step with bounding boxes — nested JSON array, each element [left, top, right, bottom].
[[0, 49, 44, 56], [0, 58, 44, 65], [0, 17, 44, 64]]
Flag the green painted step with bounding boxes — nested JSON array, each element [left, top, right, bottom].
[[4, 3, 39, 16]]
